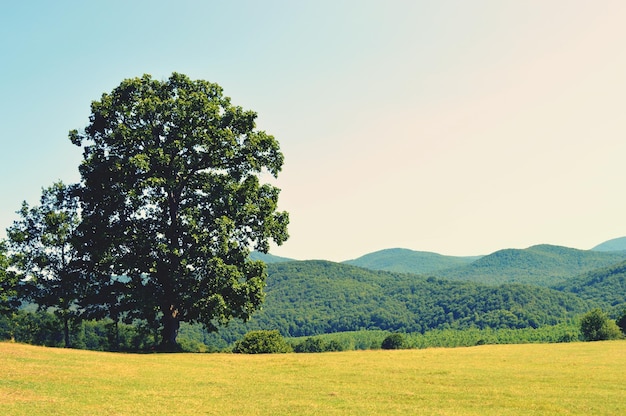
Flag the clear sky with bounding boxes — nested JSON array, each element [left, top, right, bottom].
[[1, 1, 625, 262]]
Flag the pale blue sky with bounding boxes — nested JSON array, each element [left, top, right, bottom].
[[2, 1, 626, 261]]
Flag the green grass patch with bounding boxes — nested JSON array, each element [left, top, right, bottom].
[[1, 340, 625, 415]]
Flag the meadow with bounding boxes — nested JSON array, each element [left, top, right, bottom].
[[1, 340, 624, 415]]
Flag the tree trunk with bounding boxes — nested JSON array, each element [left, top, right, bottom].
[[110, 319, 120, 351], [115, 320, 120, 351], [63, 316, 71, 348], [159, 188, 183, 352], [160, 304, 180, 351]]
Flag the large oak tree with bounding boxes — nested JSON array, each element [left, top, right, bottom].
[[70, 73, 289, 349]]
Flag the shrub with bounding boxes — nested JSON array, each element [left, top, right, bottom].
[[557, 332, 579, 343], [381, 333, 405, 350], [233, 330, 292, 354], [292, 337, 345, 353], [178, 338, 210, 353], [580, 309, 623, 341], [326, 340, 344, 352], [294, 337, 326, 353]]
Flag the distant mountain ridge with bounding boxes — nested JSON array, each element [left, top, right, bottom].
[[436, 244, 626, 286], [343, 248, 480, 274], [252, 237, 626, 286], [591, 236, 626, 252]]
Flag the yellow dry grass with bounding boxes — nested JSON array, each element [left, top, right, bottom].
[[1, 340, 624, 415]]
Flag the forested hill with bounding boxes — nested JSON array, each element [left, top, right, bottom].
[[343, 248, 480, 274], [554, 260, 626, 308], [207, 260, 592, 344], [591, 236, 626, 252], [434, 244, 626, 286]]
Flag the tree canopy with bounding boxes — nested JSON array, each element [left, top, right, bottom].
[[0, 241, 19, 316], [69, 73, 289, 349], [6, 182, 83, 347]]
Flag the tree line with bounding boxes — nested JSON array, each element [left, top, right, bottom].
[[4, 229, 625, 351], [4, 308, 621, 353]]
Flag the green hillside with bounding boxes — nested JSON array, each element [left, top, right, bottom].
[[8, 245, 623, 351], [554, 260, 626, 308], [591, 236, 626, 252], [203, 260, 591, 345], [343, 248, 480, 274], [436, 244, 626, 286]]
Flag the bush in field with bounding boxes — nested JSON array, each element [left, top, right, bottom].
[[326, 340, 344, 352], [381, 333, 405, 350], [294, 337, 326, 353], [579, 309, 622, 341], [293, 337, 345, 353], [557, 332, 579, 343], [233, 330, 292, 354]]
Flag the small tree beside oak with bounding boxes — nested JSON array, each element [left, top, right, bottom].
[[6, 182, 84, 348]]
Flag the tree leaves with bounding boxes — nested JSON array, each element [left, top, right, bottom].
[[70, 73, 289, 346], [6, 182, 84, 347]]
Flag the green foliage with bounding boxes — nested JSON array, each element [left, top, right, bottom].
[[381, 333, 405, 349], [555, 260, 626, 307], [69, 73, 289, 347], [177, 337, 211, 353], [286, 323, 583, 352], [6, 182, 84, 347], [0, 309, 586, 353], [3, 255, 607, 352], [617, 310, 626, 335], [0, 310, 64, 346], [233, 330, 292, 354], [438, 244, 626, 286], [0, 241, 19, 316], [289, 330, 389, 351], [293, 337, 325, 353], [0, 310, 156, 350], [405, 323, 582, 348], [8, 236, 625, 352], [292, 336, 344, 353], [579, 308, 623, 341], [211, 260, 590, 342]]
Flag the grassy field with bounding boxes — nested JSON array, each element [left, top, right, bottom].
[[1, 340, 624, 415]]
